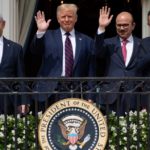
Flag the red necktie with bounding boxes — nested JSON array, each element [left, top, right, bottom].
[[122, 39, 127, 63], [65, 32, 74, 77]]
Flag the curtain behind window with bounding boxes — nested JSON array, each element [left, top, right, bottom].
[[18, 0, 37, 46]]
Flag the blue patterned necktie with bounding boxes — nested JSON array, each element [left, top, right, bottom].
[[65, 32, 74, 77]]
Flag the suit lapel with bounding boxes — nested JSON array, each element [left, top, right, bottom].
[[127, 37, 140, 67], [55, 29, 63, 59], [114, 36, 125, 65], [0, 38, 10, 66], [73, 31, 82, 69]]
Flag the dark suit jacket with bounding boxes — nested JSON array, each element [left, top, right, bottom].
[[95, 33, 141, 105], [0, 38, 24, 77], [31, 28, 95, 101], [137, 37, 150, 76], [0, 37, 26, 114], [136, 37, 150, 110]]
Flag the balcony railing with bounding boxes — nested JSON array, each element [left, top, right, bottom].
[[0, 77, 150, 150]]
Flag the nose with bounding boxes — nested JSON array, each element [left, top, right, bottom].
[[65, 16, 69, 21], [120, 26, 125, 30]]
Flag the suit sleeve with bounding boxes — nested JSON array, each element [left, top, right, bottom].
[[95, 33, 108, 58], [137, 40, 150, 74], [88, 39, 96, 77], [16, 45, 25, 77], [85, 38, 96, 101], [16, 44, 30, 105], [30, 34, 45, 55]]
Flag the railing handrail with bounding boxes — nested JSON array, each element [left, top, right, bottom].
[[0, 76, 150, 81]]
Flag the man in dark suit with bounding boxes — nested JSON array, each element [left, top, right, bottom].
[[131, 10, 150, 111], [0, 15, 29, 114], [30, 3, 95, 109], [138, 38, 150, 76], [136, 37, 150, 110], [95, 6, 141, 115]]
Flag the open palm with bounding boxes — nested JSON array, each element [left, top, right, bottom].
[[35, 11, 51, 32], [99, 6, 113, 28]]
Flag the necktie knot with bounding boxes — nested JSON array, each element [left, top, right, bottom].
[[122, 39, 127, 45], [65, 32, 70, 36]]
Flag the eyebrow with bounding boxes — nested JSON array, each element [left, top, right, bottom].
[[116, 24, 129, 25]]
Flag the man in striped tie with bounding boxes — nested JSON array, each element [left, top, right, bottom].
[[31, 3, 95, 110]]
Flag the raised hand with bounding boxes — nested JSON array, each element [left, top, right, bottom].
[[35, 10, 51, 32], [99, 6, 113, 30], [18, 104, 30, 115]]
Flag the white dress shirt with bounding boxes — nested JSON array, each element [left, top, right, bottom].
[[0, 36, 3, 64]]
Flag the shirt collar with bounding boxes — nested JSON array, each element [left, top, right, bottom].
[[0, 36, 3, 44], [120, 35, 133, 43], [60, 28, 75, 37]]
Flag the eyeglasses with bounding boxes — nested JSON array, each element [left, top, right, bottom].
[[116, 24, 129, 29]]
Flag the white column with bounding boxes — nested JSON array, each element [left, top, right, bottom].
[[0, 0, 19, 42], [142, 0, 150, 38]]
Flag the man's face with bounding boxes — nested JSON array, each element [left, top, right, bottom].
[[116, 12, 135, 39], [0, 20, 5, 36], [57, 8, 77, 32]]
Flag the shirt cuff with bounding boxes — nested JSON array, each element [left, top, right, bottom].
[[97, 28, 105, 35], [36, 31, 46, 38]]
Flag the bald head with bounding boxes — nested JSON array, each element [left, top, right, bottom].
[[116, 12, 134, 24], [115, 11, 135, 39]]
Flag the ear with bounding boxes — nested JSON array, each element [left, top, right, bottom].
[[132, 22, 136, 30], [75, 15, 78, 23]]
